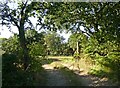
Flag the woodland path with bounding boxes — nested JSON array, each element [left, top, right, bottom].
[[42, 64, 69, 86], [41, 58, 117, 86]]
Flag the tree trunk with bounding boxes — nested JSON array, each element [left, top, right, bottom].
[[18, 24, 29, 71], [17, 1, 31, 71]]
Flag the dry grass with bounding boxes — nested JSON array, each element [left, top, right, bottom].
[[46, 55, 95, 74], [50, 62, 64, 69], [48, 56, 73, 59], [78, 58, 95, 73]]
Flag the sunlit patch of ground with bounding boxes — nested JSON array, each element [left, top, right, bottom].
[[42, 61, 70, 86], [46, 56, 117, 86], [48, 56, 73, 59]]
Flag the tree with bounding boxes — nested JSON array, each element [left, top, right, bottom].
[[68, 32, 88, 53], [44, 31, 65, 55], [2, 29, 46, 68], [62, 43, 74, 56], [43, 2, 120, 83], [2, 34, 20, 54], [1, 30, 47, 86], [25, 29, 46, 57], [44, 2, 120, 36], [0, 1, 46, 70]]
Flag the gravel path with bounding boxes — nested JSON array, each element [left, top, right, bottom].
[[46, 70, 69, 86], [62, 63, 117, 86], [42, 64, 69, 86], [41, 58, 118, 86]]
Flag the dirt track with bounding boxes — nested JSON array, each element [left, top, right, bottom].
[[41, 58, 117, 86]]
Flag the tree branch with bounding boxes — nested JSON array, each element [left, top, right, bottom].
[[9, 15, 20, 29]]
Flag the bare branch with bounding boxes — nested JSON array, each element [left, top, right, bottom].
[[9, 15, 20, 29]]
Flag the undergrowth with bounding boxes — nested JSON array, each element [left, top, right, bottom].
[[2, 53, 46, 86]]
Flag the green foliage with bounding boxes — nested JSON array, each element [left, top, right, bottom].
[[2, 53, 46, 86], [2, 30, 47, 86], [85, 34, 120, 83], [2, 30, 46, 58], [68, 32, 88, 52], [44, 2, 120, 84], [2, 34, 20, 54], [73, 53, 80, 60], [1, 2, 120, 85], [25, 30, 45, 45], [0, 1, 49, 70], [2, 53, 32, 86], [44, 31, 65, 56], [28, 42, 46, 57]]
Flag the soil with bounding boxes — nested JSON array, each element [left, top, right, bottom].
[[42, 64, 69, 86], [41, 58, 118, 86]]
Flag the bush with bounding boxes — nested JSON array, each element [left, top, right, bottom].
[[2, 53, 46, 86], [2, 30, 47, 86], [2, 53, 29, 86], [28, 42, 46, 58]]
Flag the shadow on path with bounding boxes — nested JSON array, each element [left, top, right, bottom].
[[46, 69, 69, 86], [36, 58, 118, 86], [41, 58, 83, 86]]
